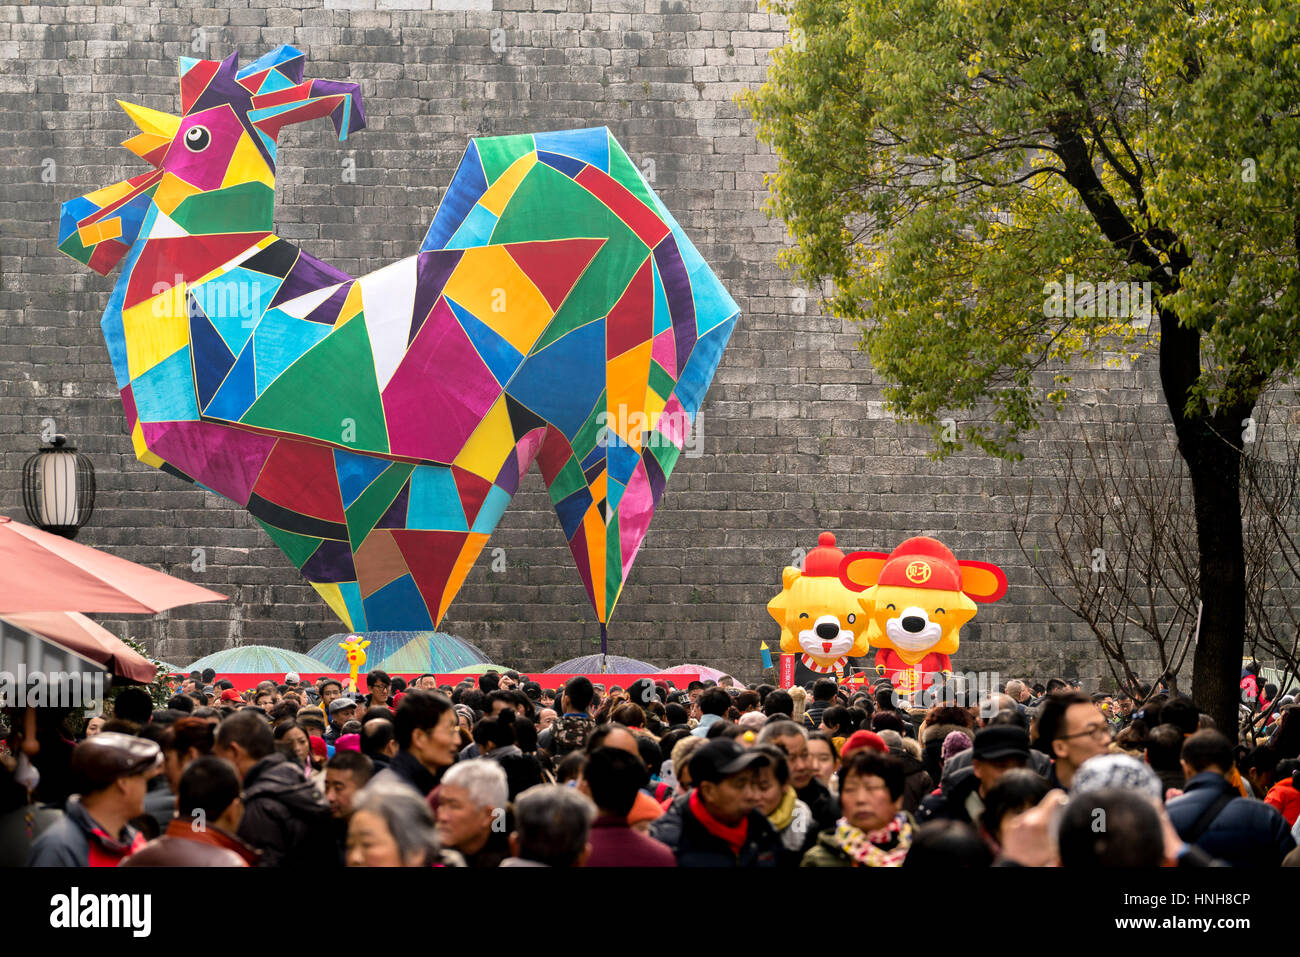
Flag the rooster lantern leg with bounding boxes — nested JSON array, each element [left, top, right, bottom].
[[839, 537, 1007, 701]]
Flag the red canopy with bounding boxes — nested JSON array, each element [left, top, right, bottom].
[[0, 515, 226, 613], [0, 611, 158, 683]]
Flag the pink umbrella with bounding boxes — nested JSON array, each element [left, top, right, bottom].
[[663, 663, 728, 682], [0, 611, 157, 683], [0, 515, 226, 613]]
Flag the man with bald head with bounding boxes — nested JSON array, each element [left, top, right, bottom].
[[586, 723, 640, 757]]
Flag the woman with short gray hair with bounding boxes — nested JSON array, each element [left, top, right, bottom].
[[346, 780, 461, 867]]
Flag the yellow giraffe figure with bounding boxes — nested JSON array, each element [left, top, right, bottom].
[[338, 635, 370, 695]]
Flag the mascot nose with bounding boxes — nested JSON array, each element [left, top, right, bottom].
[[815, 621, 840, 640], [901, 615, 927, 633]]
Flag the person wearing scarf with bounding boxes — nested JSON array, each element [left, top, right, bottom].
[[649, 739, 784, 867], [802, 749, 914, 867], [752, 744, 815, 864]]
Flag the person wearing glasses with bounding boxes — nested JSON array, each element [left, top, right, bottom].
[[364, 670, 393, 712], [1036, 691, 1113, 790]]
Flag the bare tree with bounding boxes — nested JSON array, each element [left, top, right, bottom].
[[1013, 415, 1198, 700], [1015, 401, 1300, 712], [1240, 411, 1300, 699]]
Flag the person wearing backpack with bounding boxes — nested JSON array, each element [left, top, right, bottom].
[[1166, 729, 1295, 867], [538, 676, 596, 758]]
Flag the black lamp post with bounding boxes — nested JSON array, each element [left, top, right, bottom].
[[22, 435, 96, 539]]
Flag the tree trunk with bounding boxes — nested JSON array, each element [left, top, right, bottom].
[[1156, 306, 1248, 735], [1180, 414, 1248, 736]]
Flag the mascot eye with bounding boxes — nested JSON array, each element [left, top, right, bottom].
[[885, 603, 896, 611], [798, 612, 809, 619], [935, 608, 945, 615], [847, 614, 856, 624], [184, 125, 211, 152]]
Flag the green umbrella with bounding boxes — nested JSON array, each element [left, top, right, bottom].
[[184, 645, 334, 674], [446, 663, 512, 676]]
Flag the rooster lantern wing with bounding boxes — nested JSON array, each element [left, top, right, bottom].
[[766, 533, 872, 686], [839, 537, 1007, 697]]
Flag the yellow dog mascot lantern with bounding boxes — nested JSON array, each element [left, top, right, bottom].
[[839, 537, 1007, 696], [767, 533, 872, 685]]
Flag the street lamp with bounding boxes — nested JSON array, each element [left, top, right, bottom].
[[22, 435, 95, 539]]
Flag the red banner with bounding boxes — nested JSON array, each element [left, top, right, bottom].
[[176, 672, 696, 695], [779, 654, 796, 689]]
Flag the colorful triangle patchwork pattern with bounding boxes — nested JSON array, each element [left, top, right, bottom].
[[58, 47, 740, 631]]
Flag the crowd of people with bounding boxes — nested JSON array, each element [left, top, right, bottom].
[[3, 665, 1300, 867]]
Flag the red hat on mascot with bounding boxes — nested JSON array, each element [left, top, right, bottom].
[[875, 537, 964, 595], [804, 532, 846, 577]]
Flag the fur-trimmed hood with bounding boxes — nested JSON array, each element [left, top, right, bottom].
[[921, 722, 975, 746]]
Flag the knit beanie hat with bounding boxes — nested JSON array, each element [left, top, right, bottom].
[[941, 730, 973, 763], [1070, 753, 1162, 802]]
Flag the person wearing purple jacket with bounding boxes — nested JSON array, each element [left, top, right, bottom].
[[583, 746, 675, 867]]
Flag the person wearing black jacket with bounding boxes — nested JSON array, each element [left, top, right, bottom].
[[324, 698, 357, 746], [361, 717, 399, 774], [371, 691, 460, 797], [650, 739, 782, 867], [214, 711, 337, 868], [803, 679, 838, 731], [475, 712, 544, 800], [1166, 730, 1295, 867], [918, 726, 1031, 829]]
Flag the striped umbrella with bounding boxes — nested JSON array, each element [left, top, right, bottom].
[[307, 632, 493, 674], [447, 663, 512, 675], [544, 654, 659, 675], [184, 645, 333, 674]]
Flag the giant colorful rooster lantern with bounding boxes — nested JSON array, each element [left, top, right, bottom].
[[57, 46, 740, 651]]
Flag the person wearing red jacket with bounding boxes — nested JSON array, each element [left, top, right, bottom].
[[123, 756, 259, 866], [1266, 768, 1300, 826], [28, 733, 160, 867]]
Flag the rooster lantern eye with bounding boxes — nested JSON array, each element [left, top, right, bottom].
[[184, 125, 211, 152]]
